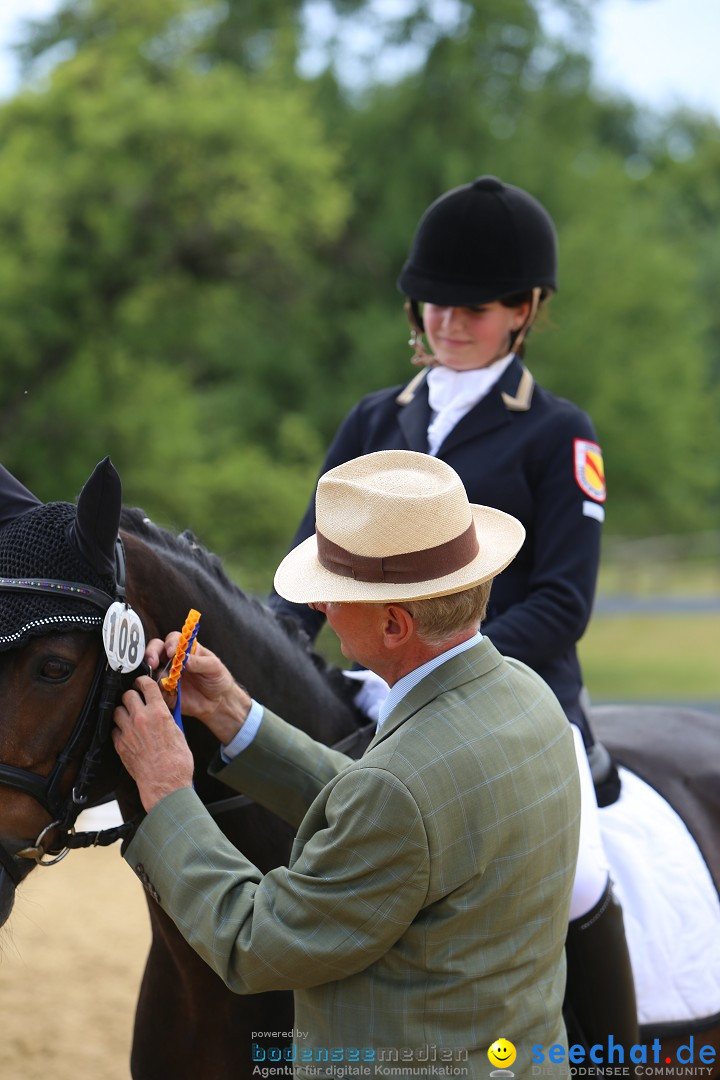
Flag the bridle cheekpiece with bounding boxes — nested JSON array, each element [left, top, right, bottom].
[[0, 537, 144, 883]]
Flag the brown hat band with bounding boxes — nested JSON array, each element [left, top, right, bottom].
[[316, 521, 479, 584]]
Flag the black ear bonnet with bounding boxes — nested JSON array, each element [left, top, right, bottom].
[[0, 501, 117, 652], [0, 457, 122, 652]]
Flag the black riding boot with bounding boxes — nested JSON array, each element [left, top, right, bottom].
[[565, 878, 639, 1075]]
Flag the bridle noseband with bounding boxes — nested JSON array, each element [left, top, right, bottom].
[[0, 540, 142, 885]]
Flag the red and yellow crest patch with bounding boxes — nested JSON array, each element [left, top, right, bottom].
[[574, 439, 606, 502]]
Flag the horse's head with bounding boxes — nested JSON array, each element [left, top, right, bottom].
[[0, 458, 134, 923]]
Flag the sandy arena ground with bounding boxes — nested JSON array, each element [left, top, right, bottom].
[[0, 808, 151, 1080]]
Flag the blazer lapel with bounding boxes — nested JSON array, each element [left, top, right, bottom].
[[436, 358, 534, 457], [366, 639, 504, 752]]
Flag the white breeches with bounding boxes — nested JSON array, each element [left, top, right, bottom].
[[569, 722, 610, 920]]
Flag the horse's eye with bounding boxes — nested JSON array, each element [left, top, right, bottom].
[[40, 657, 74, 683]]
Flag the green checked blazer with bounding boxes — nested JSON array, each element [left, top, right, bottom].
[[125, 638, 580, 1079]]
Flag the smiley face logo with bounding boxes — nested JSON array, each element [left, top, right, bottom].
[[488, 1038, 517, 1072]]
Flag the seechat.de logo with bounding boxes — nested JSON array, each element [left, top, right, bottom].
[[532, 1035, 718, 1072]]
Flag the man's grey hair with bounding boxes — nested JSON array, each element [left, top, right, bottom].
[[402, 580, 493, 647]]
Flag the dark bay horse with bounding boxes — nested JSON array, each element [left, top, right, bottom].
[[0, 458, 719, 1078]]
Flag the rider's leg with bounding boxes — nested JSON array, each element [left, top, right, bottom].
[[569, 721, 608, 922], [566, 724, 639, 1060]]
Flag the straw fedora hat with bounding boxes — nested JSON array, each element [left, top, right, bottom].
[[274, 450, 525, 604]]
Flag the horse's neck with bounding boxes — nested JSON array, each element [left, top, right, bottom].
[[121, 528, 361, 747]]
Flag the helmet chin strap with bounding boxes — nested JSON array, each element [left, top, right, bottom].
[[510, 286, 542, 354]]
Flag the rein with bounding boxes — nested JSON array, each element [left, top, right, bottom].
[[0, 541, 142, 882]]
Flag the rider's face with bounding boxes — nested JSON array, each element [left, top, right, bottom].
[[423, 301, 529, 371]]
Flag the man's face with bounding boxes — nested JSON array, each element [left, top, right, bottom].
[[308, 601, 384, 667]]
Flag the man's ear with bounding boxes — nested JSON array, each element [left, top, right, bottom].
[[382, 604, 415, 649]]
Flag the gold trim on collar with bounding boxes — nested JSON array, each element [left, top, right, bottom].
[[501, 366, 534, 412], [396, 368, 429, 406], [397, 364, 534, 411]]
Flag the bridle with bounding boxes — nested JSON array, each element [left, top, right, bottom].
[[0, 539, 142, 885]]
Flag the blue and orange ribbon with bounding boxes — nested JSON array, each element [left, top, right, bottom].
[[161, 608, 201, 732]]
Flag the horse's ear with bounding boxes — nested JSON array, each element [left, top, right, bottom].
[[69, 457, 123, 577], [0, 465, 43, 529]]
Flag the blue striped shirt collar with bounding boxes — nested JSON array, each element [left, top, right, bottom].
[[376, 631, 483, 732]]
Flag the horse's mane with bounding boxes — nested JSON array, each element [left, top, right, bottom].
[[118, 506, 357, 713], [121, 506, 256, 604]]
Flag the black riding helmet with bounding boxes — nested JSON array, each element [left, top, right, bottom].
[[397, 176, 557, 309]]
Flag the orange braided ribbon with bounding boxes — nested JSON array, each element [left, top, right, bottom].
[[161, 608, 201, 693]]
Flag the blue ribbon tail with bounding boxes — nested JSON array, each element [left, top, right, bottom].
[[172, 685, 185, 733], [171, 685, 195, 789]]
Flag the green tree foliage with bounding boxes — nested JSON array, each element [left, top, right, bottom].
[[0, 0, 348, 588], [0, 0, 718, 593]]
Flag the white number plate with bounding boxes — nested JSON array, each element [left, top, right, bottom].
[[102, 601, 146, 672]]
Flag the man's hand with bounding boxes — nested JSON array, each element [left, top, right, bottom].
[[112, 677, 195, 812], [144, 634, 252, 745]]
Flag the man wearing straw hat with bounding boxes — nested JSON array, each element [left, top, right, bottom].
[[113, 449, 581, 1078]]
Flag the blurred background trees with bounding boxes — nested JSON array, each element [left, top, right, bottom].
[[1, 0, 718, 591]]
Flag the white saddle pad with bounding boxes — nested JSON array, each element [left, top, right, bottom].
[[600, 766, 720, 1027]]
